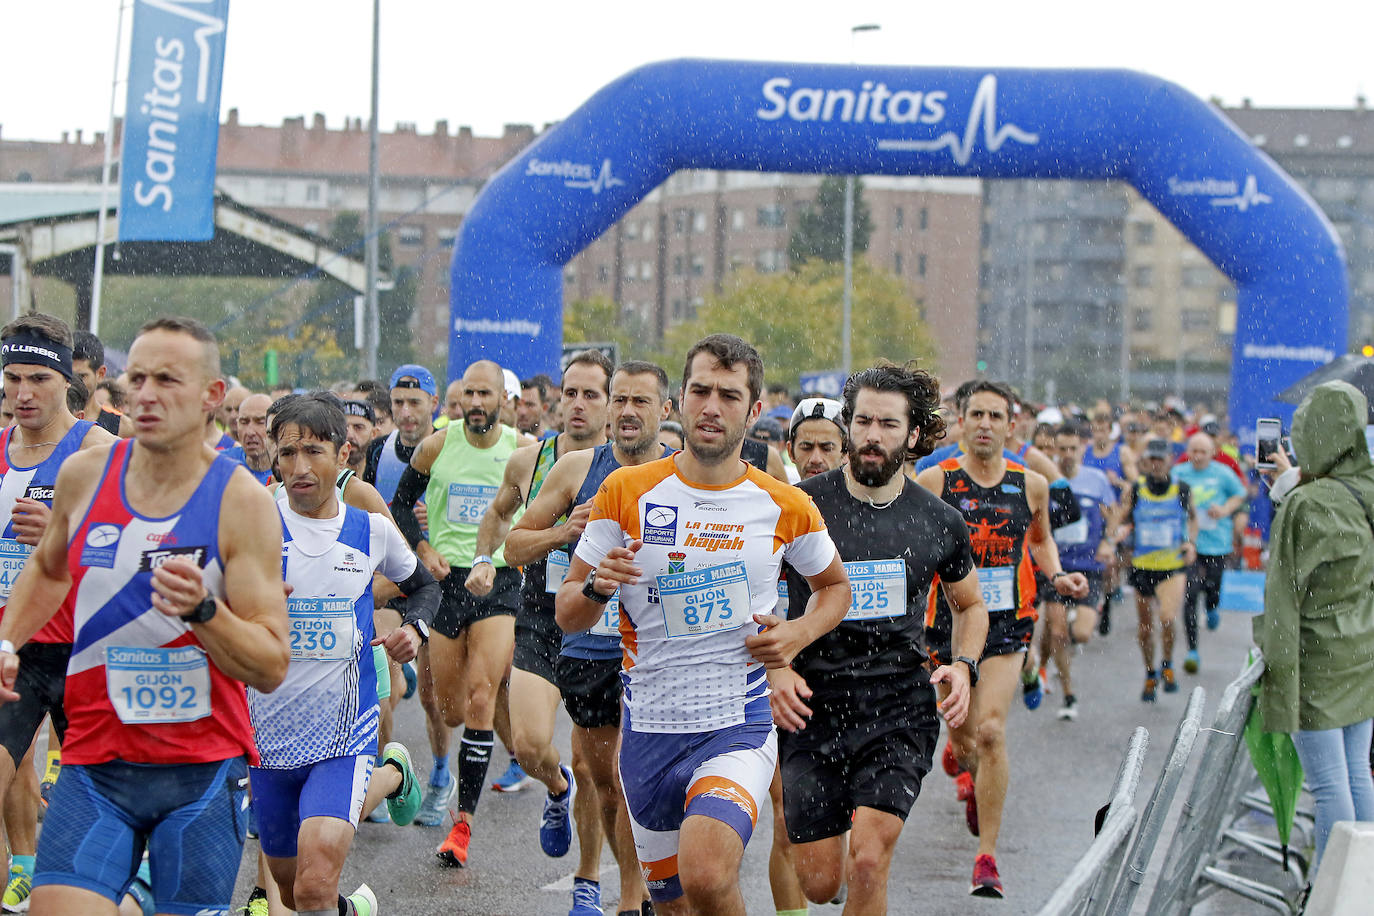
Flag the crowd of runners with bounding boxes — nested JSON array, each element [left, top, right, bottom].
[[0, 311, 1271, 915]]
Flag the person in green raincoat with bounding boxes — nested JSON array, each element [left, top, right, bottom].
[[1255, 380, 1374, 872]]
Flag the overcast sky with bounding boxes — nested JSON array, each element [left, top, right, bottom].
[[3, 0, 1371, 142]]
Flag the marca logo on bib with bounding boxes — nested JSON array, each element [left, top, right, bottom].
[[643, 504, 678, 545]]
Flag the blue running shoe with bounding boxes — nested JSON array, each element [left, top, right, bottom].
[[491, 758, 533, 793], [401, 661, 418, 699], [1206, 609, 1221, 631], [414, 774, 455, 827], [1021, 667, 1043, 711], [569, 876, 601, 916], [1184, 649, 1201, 674], [540, 765, 576, 857]]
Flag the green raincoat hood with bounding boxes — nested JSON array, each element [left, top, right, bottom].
[[1291, 381, 1373, 480]]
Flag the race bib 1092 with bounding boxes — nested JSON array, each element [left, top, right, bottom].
[[105, 645, 211, 724]]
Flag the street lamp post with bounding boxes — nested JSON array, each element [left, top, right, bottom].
[[364, 0, 382, 379], [842, 23, 880, 377]]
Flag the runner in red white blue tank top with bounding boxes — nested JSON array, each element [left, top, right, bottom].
[[0, 316, 289, 916], [0, 313, 117, 913]]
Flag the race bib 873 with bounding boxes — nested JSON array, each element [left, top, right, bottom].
[[657, 561, 750, 639]]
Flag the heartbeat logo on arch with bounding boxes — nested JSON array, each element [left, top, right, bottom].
[[643, 504, 678, 546]]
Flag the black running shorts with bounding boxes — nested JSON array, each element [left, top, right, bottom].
[[432, 567, 520, 639], [779, 685, 938, 844], [1128, 567, 1184, 598], [0, 642, 71, 768], [926, 609, 1033, 667], [512, 601, 561, 684], [554, 654, 623, 730]]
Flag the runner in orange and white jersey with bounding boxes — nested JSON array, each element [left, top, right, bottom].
[[556, 335, 848, 916]]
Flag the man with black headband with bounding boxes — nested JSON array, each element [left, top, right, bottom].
[[341, 397, 376, 479], [0, 314, 117, 913], [392, 360, 522, 868]]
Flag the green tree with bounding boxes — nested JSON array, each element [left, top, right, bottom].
[[310, 211, 407, 365], [377, 264, 419, 372], [563, 297, 653, 365], [241, 316, 354, 390], [661, 260, 938, 388], [787, 176, 873, 266], [93, 275, 355, 387]]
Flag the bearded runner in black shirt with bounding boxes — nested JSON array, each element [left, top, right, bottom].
[[777, 364, 989, 914]]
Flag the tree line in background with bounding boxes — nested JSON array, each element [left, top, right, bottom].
[[85, 211, 419, 389], [565, 176, 939, 389]]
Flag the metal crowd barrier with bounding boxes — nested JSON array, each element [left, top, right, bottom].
[[1103, 686, 1207, 916], [1033, 726, 1148, 916], [1145, 652, 1272, 915]]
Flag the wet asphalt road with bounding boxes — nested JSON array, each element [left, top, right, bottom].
[[213, 602, 1262, 915]]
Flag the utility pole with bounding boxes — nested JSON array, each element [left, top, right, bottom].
[[364, 0, 382, 378], [842, 23, 880, 376]]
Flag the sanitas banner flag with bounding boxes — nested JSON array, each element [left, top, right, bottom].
[[118, 0, 229, 242]]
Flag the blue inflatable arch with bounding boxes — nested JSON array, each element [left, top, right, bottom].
[[449, 59, 1347, 437]]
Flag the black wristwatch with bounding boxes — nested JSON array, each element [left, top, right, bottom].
[[405, 620, 430, 645], [953, 655, 980, 687], [185, 594, 218, 625], [582, 569, 613, 605]]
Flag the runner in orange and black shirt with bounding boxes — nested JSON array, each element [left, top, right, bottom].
[[916, 379, 1087, 899]]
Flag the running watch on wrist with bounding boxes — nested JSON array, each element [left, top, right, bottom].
[[953, 656, 980, 687], [406, 620, 431, 645], [582, 569, 613, 605], [472, 555, 494, 567], [185, 595, 218, 625]]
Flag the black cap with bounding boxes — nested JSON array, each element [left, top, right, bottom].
[[1143, 437, 1172, 460], [749, 418, 785, 444]]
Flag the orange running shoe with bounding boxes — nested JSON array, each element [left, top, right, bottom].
[[942, 741, 963, 778], [955, 771, 975, 802], [436, 818, 471, 868], [970, 854, 1002, 897]]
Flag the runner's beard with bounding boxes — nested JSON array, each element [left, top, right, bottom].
[[616, 419, 658, 456], [849, 444, 904, 488], [466, 409, 496, 434], [687, 422, 745, 463]]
